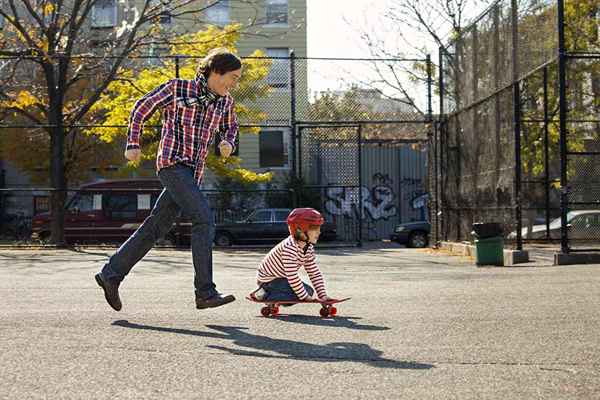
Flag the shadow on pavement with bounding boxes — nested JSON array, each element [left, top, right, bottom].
[[112, 320, 432, 370], [267, 315, 391, 331]]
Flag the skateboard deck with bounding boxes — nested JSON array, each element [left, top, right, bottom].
[[246, 296, 350, 317]]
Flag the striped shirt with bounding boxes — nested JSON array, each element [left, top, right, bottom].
[[257, 236, 328, 300], [126, 76, 238, 185]]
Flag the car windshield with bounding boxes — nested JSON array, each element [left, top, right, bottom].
[[548, 212, 578, 229]]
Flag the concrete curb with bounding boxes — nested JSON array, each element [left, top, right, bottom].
[[554, 252, 600, 265], [438, 241, 530, 267]]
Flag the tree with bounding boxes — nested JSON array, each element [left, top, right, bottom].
[[309, 86, 427, 140], [354, 0, 492, 113], [0, 0, 263, 245], [90, 24, 273, 186]]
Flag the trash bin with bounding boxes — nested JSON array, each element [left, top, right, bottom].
[[472, 223, 504, 266]]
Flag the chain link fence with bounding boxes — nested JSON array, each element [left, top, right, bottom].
[[433, 0, 600, 253], [0, 53, 432, 246]]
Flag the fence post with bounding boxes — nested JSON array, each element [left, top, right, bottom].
[[543, 66, 551, 239], [511, 0, 523, 251], [437, 48, 445, 244], [289, 49, 297, 183], [557, 0, 569, 254], [358, 125, 363, 248], [426, 54, 433, 122]]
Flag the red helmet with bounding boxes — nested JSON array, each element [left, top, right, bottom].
[[287, 208, 324, 237]]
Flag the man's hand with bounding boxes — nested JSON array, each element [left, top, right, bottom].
[[124, 148, 141, 162], [218, 140, 233, 158]]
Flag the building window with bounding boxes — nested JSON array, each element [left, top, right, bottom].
[[266, 0, 287, 25], [266, 47, 289, 89], [91, 0, 117, 28], [206, 0, 229, 25], [259, 130, 288, 168], [159, 10, 171, 24]]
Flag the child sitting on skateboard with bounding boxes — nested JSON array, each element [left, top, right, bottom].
[[250, 208, 330, 303]]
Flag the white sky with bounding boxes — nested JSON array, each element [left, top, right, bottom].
[[305, 0, 425, 101], [305, 0, 489, 98]]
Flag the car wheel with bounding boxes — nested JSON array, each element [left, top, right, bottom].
[[214, 232, 233, 247], [38, 231, 50, 242], [408, 231, 428, 248]]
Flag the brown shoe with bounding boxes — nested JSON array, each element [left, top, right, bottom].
[[195, 293, 236, 309], [95, 273, 122, 311]]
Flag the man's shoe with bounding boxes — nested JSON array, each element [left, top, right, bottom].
[[195, 293, 236, 309], [95, 273, 122, 311]]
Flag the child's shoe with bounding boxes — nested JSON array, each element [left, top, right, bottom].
[[250, 287, 267, 301]]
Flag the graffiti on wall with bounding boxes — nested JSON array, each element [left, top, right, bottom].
[[325, 173, 427, 221]]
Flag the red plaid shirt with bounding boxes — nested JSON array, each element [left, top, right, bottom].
[[126, 77, 238, 185]]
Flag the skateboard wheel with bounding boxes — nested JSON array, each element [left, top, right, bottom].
[[261, 306, 271, 317], [319, 307, 330, 318], [329, 306, 337, 316], [272, 306, 280, 315]]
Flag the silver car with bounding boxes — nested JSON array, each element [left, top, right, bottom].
[[508, 210, 600, 240]]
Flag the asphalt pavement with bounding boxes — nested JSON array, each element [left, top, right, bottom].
[[1, 245, 599, 399]]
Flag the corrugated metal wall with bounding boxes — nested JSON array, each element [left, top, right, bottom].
[[308, 139, 427, 241]]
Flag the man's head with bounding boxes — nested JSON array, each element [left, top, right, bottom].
[[197, 48, 242, 96], [287, 208, 324, 244]]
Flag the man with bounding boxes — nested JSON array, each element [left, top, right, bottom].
[[95, 48, 242, 311]]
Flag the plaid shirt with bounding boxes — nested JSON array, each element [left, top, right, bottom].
[[126, 76, 238, 185]]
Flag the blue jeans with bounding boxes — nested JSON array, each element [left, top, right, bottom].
[[261, 278, 314, 301], [101, 164, 218, 299]]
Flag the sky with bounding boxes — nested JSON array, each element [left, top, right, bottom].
[[305, 0, 489, 100], [305, 0, 427, 103]]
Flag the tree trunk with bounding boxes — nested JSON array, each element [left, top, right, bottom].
[[49, 105, 66, 246]]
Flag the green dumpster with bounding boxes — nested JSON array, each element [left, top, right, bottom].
[[474, 236, 504, 266], [472, 222, 504, 266]]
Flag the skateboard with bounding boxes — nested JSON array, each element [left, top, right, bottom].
[[246, 295, 351, 317]]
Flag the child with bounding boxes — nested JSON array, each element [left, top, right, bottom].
[[250, 208, 330, 303]]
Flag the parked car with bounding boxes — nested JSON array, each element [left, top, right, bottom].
[[31, 180, 336, 246], [214, 208, 337, 246], [390, 221, 430, 248], [507, 210, 600, 240], [31, 179, 168, 244]]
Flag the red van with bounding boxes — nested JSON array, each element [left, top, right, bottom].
[[30, 179, 179, 244]]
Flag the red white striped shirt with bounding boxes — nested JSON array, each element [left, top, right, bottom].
[[126, 77, 238, 186], [257, 236, 328, 300]]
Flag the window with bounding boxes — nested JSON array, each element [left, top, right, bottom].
[[266, 47, 289, 89], [34, 196, 50, 215], [91, 0, 117, 28], [159, 11, 171, 25], [148, 44, 169, 66], [259, 130, 288, 168], [206, 0, 229, 25], [266, 0, 287, 25], [250, 210, 272, 223], [274, 210, 290, 222], [68, 194, 95, 212], [104, 194, 137, 219], [138, 194, 151, 210]]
